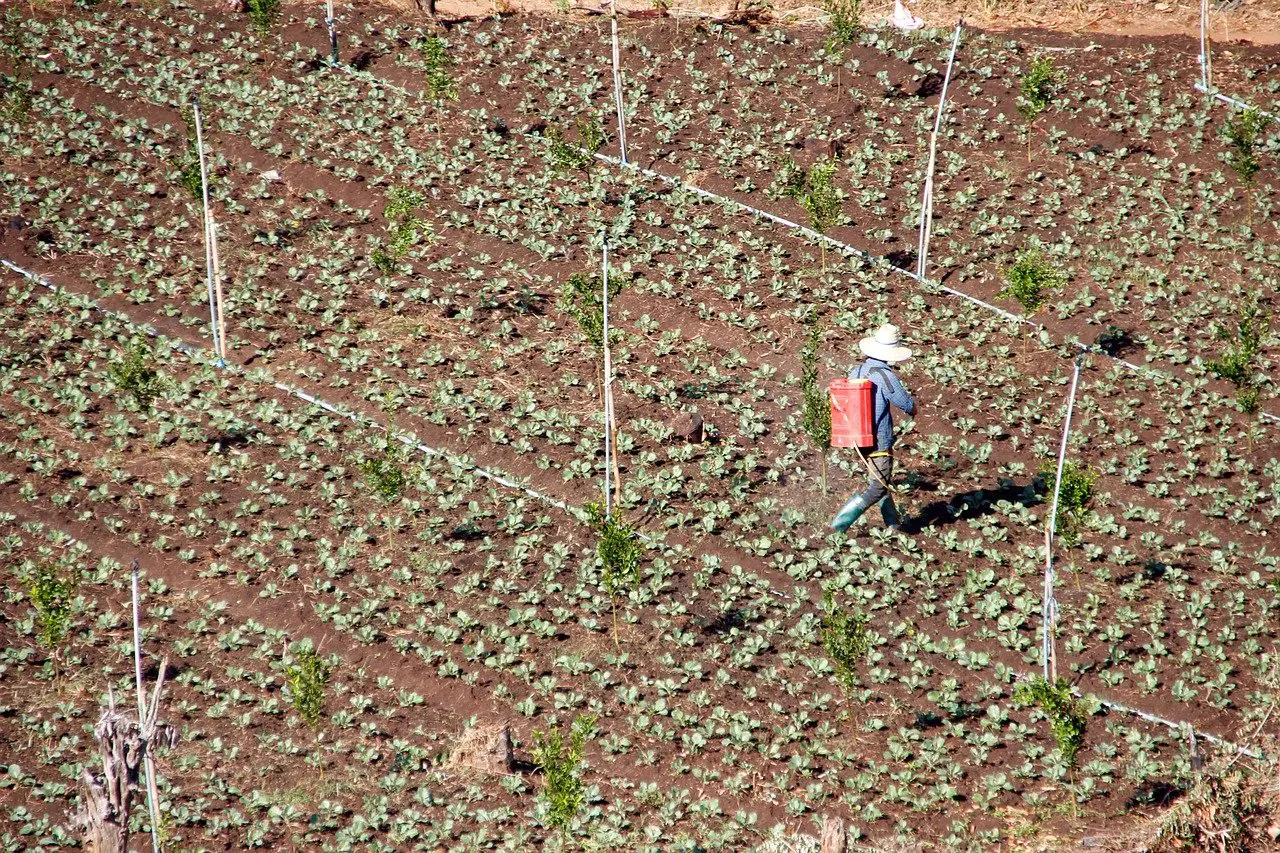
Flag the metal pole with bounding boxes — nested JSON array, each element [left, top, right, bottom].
[[1042, 357, 1082, 681], [193, 100, 221, 361], [326, 0, 339, 66], [602, 238, 614, 517], [131, 561, 162, 853], [610, 0, 628, 165], [916, 20, 962, 280]]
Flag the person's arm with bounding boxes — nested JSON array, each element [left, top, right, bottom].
[[883, 370, 916, 417]]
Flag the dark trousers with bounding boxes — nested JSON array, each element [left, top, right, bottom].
[[856, 453, 900, 527]]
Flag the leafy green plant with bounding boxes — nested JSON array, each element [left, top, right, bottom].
[[1224, 107, 1271, 187], [285, 645, 330, 727], [25, 563, 76, 650], [1208, 297, 1269, 412], [545, 116, 605, 172], [823, 0, 861, 52], [820, 590, 870, 692], [532, 714, 595, 834], [782, 158, 844, 273], [1017, 56, 1062, 159], [561, 271, 620, 352], [174, 104, 205, 200], [1001, 246, 1065, 314], [586, 502, 643, 645], [246, 0, 282, 35], [372, 187, 430, 273], [1013, 676, 1086, 765], [420, 36, 458, 103], [1040, 459, 1095, 547], [0, 71, 33, 123], [800, 312, 831, 493], [109, 338, 163, 411]]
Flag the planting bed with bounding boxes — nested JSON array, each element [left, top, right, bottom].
[[1, 1, 1279, 850]]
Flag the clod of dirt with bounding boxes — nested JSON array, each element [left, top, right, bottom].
[[670, 411, 704, 444]]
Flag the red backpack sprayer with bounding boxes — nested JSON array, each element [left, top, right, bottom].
[[828, 378, 875, 450]]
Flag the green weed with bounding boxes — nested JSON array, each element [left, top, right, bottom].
[[561, 271, 621, 351], [1017, 56, 1062, 158], [1040, 459, 1095, 547], [1224, 107, 1271, 186], [25, 562, 76, 650], [420, 37, 458, 103], [1001, 246, 1065, 314], [800, 312, 831, 492], [286, 645, 330, 726], [782, 158, 844, 273], [1013, 676, 1086, 765], [1208, 297, 1268, 412], [823, 0, 861, 52], [246, 0, 282, 35], [820, 590, 871, 692], [109, 338, 163, 411], [533, 714, 595, 833]]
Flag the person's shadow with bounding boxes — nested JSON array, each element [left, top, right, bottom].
[[903, 477, 1044, 534]]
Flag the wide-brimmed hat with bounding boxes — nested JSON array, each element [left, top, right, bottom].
[[859, 324, 913, 363]]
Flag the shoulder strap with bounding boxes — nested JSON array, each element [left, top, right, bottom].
[[868, 367, 894, 390]]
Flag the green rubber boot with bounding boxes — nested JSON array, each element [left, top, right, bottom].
[[881, 497, 902, 532], [831, 496, 871, 532]]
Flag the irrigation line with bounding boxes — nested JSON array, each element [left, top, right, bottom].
[[916, 19, 963, 281], [1195, 0, 1276, 118], [3, 258, 1262, 764], [609, 0, 628, 164], [192, 99, 223, 362], [1041, 357, 1081, 682], [0, 257, 588, 524], [602, 237, 615, 517], [322, 45, 1280, 425]]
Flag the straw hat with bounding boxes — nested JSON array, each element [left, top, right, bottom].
[[859, 324, 913, 363]]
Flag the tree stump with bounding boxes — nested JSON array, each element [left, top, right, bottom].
[[819, 815, 848, 853]]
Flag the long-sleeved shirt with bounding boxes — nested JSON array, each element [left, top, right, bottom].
[[848, 358, 916, 452]]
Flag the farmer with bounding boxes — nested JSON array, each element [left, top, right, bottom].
[[831, 323, 916, 533]]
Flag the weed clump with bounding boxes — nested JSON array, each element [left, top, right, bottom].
[[175, 104, 206, 200], [1040, 459, 1095, 547], [0, 11, 32, 123], [372, 186, 430, 273], [781, 158, 844, 273], [560, 271, 621, 351], [246, 0, 282, 35], [1017, 56, 1062, 159], [820, 590, 871, 691], [533, 715, 595, 834], [420, 36, 458, 103], [546, 116, 606, 171], [1208, 297, 1269, 412], [800, 312, 831, 493], [109, 338, 163, 411], [24, 562, 76, 649], [1224, 107, 1271, 187], [1013, 675, 1086, 765], [823, 0, 861, 52], [285, 645, 330, 726], [1001, 246, 1065, 314]]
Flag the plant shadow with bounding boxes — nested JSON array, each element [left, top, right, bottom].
[[904, 477, 1043, 533]]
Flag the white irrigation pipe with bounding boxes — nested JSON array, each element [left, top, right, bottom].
[[609, 0, 628, 164], [322, 44, 1280, 425], [1042, 357, 1081, 682], [602, 237, 615, 517], [193, 99, 223, 363], [325, 0, 339, 66], [0, 257, 587, 524], [916, 19, 962, 281], [131, 560, 162, 853], [4, 256, 1263, 764], [1195, 0, 1277, 118]]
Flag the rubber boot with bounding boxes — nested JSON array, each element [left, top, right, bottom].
[[881, 497, 902, 532], [831, 496, 870, 532]]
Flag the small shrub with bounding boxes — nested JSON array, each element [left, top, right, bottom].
[[0, 72, 33, 123], [26, 563, 76, 649], [1013, 675, 1086, 765], [1017, 56, 1061, 126], [782, 158, 844, 272], [361, 451, 406, 501], [1001, 247, 1066, 314], [286, 645, 330, 726], [561, 271, 621, 351], [1208, 297, 1268, 412], [533, 715, 595, 833], [109, 338, 163, 411], [800, 313, 831, 492], [174, 104, 206, 200], [1224, 107, 1271, 186], [246, 0, 282, 35], [420, 36, 458, 103], [372, 187, 430, 273], [586, 502, 643, 599], [1039, 459, 1095, 547], [823, 0, 861, 51], [820, 590, 871, 691], [545, 117, 605, 172]]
